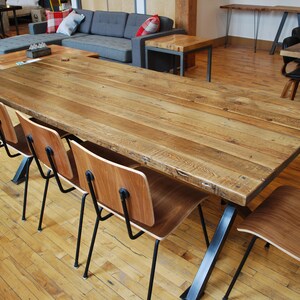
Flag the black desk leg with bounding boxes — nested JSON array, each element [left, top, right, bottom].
[[207, 46, 212, 82], [0, 12, 5, 38], [270, 12, 288, 55], [13, 10, 19, 35], [12, 157, 33, 184], [254, 11, 261, 53], [225, 9, 232, 48], [181, 203, 237, 300]]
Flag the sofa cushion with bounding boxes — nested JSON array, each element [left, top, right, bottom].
[[62, 35, 132, 62], [159, 16, 174, 32], [46, 8, 72, 33], [124, 13, 150, 39], [136, 14, 160, 37], [0, 33, 70, 54], [90, 11, 128, 37], [57, 10, 85, 36], [124, 13, 173, 39], [75, 9, 94, 34]]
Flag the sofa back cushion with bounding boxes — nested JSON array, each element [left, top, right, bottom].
[[124, 13, 174, 39], [75, 9, 94, 34], [91, 11, 128, 37], [159, 16, 174, 32]]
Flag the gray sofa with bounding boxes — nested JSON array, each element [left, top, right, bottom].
[[0, 9, 185, 69]]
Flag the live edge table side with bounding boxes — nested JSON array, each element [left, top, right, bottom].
[[1, 56, 300, 299]]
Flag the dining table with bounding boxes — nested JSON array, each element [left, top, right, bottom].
[[280, 43, 300, 58], [1, 54, 300, 299]]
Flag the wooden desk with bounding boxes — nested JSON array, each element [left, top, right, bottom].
[[280, 43, 300, 59], [220, 4, 300, 54], [1, 57, 300, 299], [145, 34, 212, 81], [0, 45, 99, 70], [0, 5, 22, 38]]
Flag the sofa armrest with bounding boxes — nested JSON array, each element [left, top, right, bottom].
[[28, 21, 48, 35], [131, 28, 186, 68]]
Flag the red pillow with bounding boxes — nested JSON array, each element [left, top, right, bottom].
[[46, 8, 72, 33], [136, 14, 160, 37]]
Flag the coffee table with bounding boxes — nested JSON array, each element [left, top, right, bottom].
[[0, 45, 99, 70], [145, 34, 212, 81]]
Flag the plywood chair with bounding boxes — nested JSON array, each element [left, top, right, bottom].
[[0, 102, 32, 221], [70, 140, 210, 300], [281, 36, 300, 100], [223, 185, 300, 299], [16, 112, 139, 268]]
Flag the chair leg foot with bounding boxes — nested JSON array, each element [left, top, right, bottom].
[[281, 80, 293, 98], [147, 240, 160, 300]]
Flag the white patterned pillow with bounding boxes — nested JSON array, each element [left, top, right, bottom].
[[56, 10, 85, 36]]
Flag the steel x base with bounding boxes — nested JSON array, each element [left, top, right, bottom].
[[181, 203, 237, 300]]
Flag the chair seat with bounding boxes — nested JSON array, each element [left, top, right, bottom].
[[286, 69, 300, 79], [101, 166, 209, 240], [238, 185, 300, 261]]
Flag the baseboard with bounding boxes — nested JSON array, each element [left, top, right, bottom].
[[210, 36, 279, 53]]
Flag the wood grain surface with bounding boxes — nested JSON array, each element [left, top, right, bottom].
[[0, 45, 99, 70], [145, 34, 212, 52], [1, 56, 300, 206], [280, 44, 300, 59]]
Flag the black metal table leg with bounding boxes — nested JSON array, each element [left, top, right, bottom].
[[12, 157, 32, 184], [269, 11, 288, 55], [207, 46, 212, 82], [224, 9, 232, 48], [12, 9, 19, 35], [181, 203, 237, 300], [0, 11, 5, 38]]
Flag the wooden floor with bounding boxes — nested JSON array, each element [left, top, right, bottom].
[[1, 24, 300, 300]]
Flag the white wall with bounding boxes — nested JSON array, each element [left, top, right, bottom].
[[197, 0, 299, 42]]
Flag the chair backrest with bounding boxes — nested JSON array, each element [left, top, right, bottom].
[[282, 36, 300, 65], [16, 112, 73, 180], [0, 103, 18, 144], [70, 140, 155, 226]]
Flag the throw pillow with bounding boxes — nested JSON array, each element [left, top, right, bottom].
[[56, 10, 85, 36], [46, 8, 72, 34], [136, 14, 160, 37]]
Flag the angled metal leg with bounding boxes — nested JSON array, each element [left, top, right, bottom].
[[207, 46, 212, 82], [12, 156, 32, 184], [253, 11, 261, 53], [21, 157, 33, 221], [224, 9, 232, 48], [38, 170, 52, 232], [83, 216, 100, 279], [270, 12, 288, 55], [181, 203, 237, 299], [223, 236, 257, 300], [74, 193, 88, 268], [147, 239, 160, 300], [198, 205, 209, 248]]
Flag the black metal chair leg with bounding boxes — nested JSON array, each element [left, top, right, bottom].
[[74, 193, 88, 268], [223, 236, 257, 300], [22, 157, 33, 221], [83, 216, 100, 279], [38, 170, 52, 232], [198, 205, 209, 248], [147, 239, 160, 300]]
